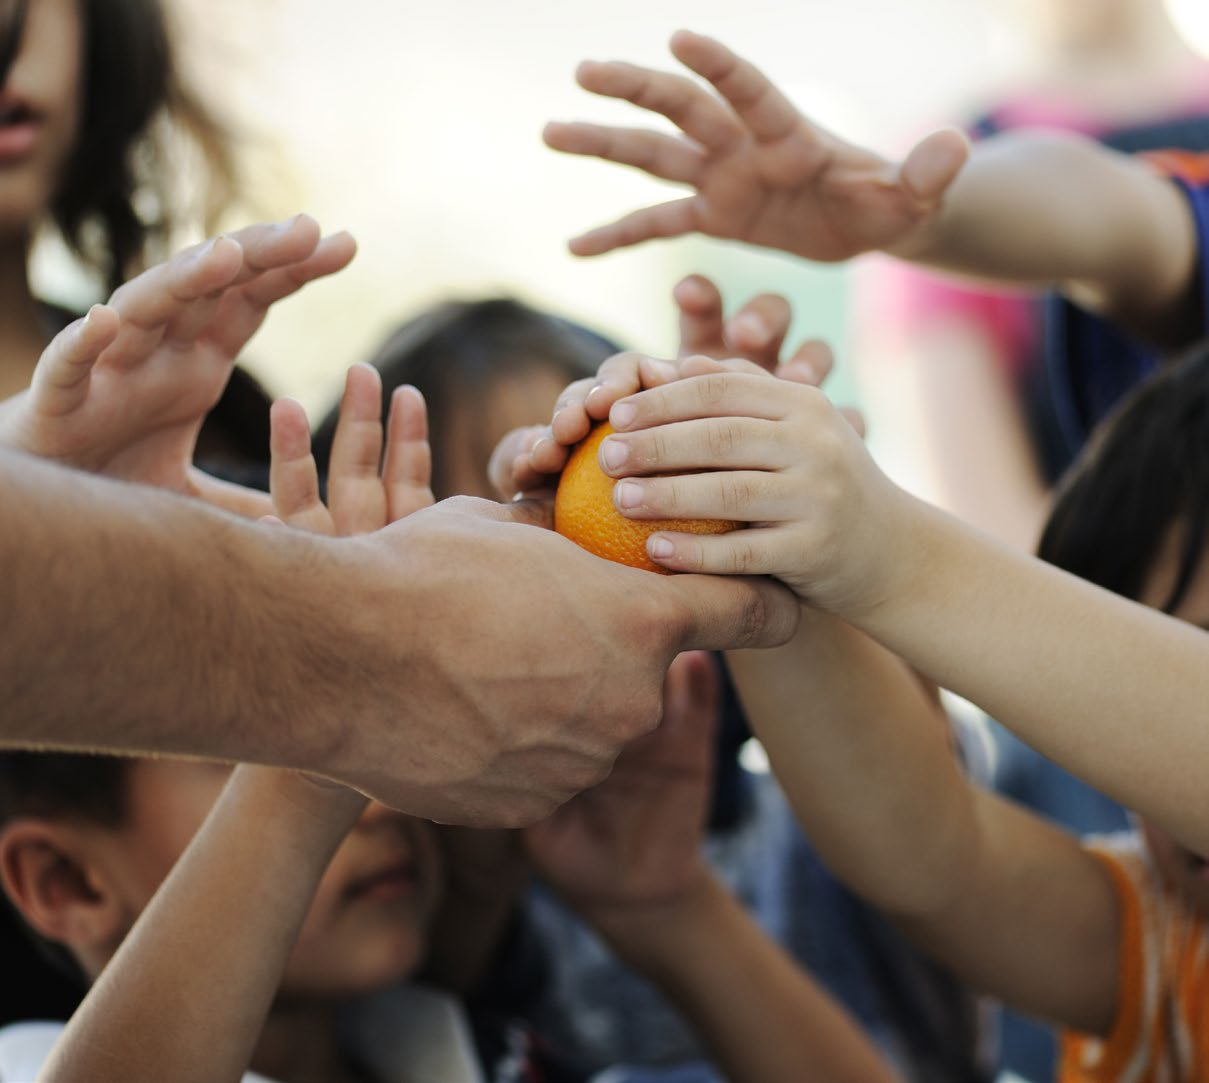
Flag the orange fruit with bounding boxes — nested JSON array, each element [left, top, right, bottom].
[[554, 421, 738, 574]]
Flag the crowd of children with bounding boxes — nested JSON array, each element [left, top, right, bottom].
[[5, 2, 1209, 1082]]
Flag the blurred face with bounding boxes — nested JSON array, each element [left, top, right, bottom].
[[441, 364, 570, 498], [1136, 525, 1209, 916], [92, 761, 443, 997], [0, 0, 83, 236]]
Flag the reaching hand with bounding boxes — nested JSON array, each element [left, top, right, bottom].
[[0, 215, 355, 518], [524, 650, 719, 915], [487, 274, 832, 499], [544, 30, 967, 261], [268, 363, 433, 537], [595, 366, 900, 612]]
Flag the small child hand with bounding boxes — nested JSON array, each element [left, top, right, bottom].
[[269, 363, 433, 537], [0, 216, 355, 518], [544, 30, 967, 262], [600, 371, 905, 613], [523, 650, 718, 919]]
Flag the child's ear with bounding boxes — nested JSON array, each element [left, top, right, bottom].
[[0, 820, 129, 956]]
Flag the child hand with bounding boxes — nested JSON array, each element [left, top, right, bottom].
[[544, 30, 967, 262], [488, 276, 811, 499], [523, 650, 718, 920], [0, 216, 355, 517], [268, 363, 433, 537], [599, 370, 905, 613]]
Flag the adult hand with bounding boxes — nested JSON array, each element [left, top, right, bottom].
[[315, 496, 797, 824], [0, 215, 355, 517], [544, 30, 967, 261]]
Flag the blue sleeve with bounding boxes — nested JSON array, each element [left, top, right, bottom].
[[1043, 175, 1209, 461]]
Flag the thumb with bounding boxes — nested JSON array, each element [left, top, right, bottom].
[[660, 573, 799, 653], [899, 127, 969, 207]]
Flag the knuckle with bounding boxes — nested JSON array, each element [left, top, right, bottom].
[[705, 418, 744, 459], [719, 472, 757, 516], [694, 372, 731, 408]]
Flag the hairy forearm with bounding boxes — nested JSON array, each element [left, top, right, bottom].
[[0, 450, 358, 770], [898, 131, 1197, 344], [857, 496, 1209, 855], [588, 874, 898, 1083], [42, 767, 362, 1083]]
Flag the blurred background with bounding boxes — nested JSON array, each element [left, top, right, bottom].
[[31, 0, 1209, 489]]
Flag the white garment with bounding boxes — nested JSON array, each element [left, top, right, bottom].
[[0, 984, 483, 1083]]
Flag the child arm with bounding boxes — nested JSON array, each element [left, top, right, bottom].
[[726, 610, 1121, 1034], [525, 651, 901, 1083], [601, 366, 1209, 859], [40, 769, 367, 1083], [547, 31, 1196, 344]]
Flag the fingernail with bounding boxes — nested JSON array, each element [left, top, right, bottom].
[[600, 437, 628, 470], [614, 480, 643, 509], [611, 402, 637, 429], [649, 537, 675, 559]]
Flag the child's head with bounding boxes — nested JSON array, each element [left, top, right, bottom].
[[312, 297, 619, 499], [1038, 340, 1209, 908], [0, 0, 236, 289], [0, 753, 442, 997]]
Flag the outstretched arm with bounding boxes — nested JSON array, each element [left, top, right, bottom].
[[547, 31, 1196, 342], [597, 365, 1209, 858], [526, 651, 900, 1083]]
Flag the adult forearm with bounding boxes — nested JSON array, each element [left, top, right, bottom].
[[0, 450, 352, 769], [899, 131, 1196, 341]]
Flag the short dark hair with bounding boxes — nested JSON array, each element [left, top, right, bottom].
[[1038, 339, 1209, 611], [0, 752, 132, 1001], [1, 0, 237, 291], [313, 297, 620, 497]]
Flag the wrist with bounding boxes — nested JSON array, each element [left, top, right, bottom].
[[577, 864, 720, 971]]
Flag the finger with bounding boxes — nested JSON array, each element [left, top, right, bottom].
[[208, 231, 357, 358], [613, 468, 790, 522], [676, 354, 772, 380], [102, 237, 244, 369], [580, 352, 677, 428], [383, 385, 435, 521], [28, 304, 121, 416], [610, 371, 805, 432], [568, 197, 700, 258], [488, 424, 546, 500], [649, 528, 788, 582], [328, 364, 388, 535], [599, 415, 785, 478], [840, 406, 867, 439], [550, 376, 599, 445], [669, 30, 808, 147], [661, 649, 720, 746], [657, 568, 799, 651], [674, 274, 725, 359], [542, 121, 704, 185], [724, 293, 791, 368], [897, 127, 969, 208], [776, 338, 835, 386], [269, 398, 335, 534], [572, 58, 743, 153], [223, 214, 324, 285]]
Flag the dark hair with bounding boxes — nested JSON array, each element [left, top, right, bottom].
[[0, 752, 132, 1002], [1, 0, 237, 291], [312, 297, 620, 498], [1038, 340, 1209, 611]]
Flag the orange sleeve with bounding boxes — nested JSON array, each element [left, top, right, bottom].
[[1057, 848, 1151, 1081], [1138, 149, 1209, 186]]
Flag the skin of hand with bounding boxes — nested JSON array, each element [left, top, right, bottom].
[[542, 29, 968, 262], [489, 273, 838, 499], [0, 214, 356, 518], [595, 366, 901, 614]]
